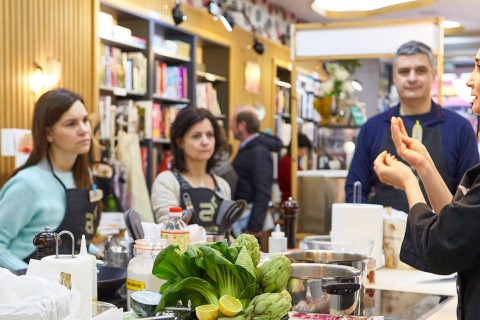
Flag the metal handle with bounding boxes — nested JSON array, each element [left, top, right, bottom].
[[55, 230, 75, 258], [353, 181, 362, 205], [322, 282, 360, 295]]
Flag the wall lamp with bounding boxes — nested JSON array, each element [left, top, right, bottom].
[[30, 58, 61, 95], [172, 0, 187, 25]]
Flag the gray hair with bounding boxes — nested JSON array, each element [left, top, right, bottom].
[[393, 40, 436, 70]]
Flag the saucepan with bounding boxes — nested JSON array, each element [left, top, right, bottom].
[[287, 263, 362, 315]]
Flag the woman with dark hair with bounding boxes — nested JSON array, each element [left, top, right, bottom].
[[151, 107, 231, 231], [0, 88, 101, 270]]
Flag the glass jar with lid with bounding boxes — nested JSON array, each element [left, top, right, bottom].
[[126, 238, 171, 309]]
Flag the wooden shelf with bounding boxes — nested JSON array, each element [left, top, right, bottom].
[[196, 70, 227, 83], [153, 47, 191, 62], [99, 34, 146, 50], [152, 94, 190, 104]]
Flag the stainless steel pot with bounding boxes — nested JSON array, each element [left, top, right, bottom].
[[288, 263, 362, 315], [283, 250, 368, 282]]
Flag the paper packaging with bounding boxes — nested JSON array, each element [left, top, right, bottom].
[[383, 208, 414, 270], [27, 255, 93, 320], [331, 203, 384, 268]]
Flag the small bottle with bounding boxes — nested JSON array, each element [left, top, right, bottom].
[[79, 234, 97, 302], [161, 206, 190, 252], [126, 239, 169, 310], [412, 120, 423, 143], [268, 224, 288, 254]]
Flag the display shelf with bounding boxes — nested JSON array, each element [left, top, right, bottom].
[[98, 1, 231, 192], [99, 34, 147, 50], [196, 70, 227, 83]]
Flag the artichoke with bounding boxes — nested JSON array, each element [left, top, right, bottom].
[[243, 290, 292, 319], [256, 254, 291, 294], [231, 234, 261, 267]]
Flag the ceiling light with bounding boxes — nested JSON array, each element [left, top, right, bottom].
[[172, 0, 187, 25], [220, 11, 234, 32], [311, 0, 437, 18], [207, 1, 220, 15], [442, 20, 461, 29]]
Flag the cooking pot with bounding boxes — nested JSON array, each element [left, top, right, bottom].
[[288, 263, 362, 315], [283, 250, 368, 283]]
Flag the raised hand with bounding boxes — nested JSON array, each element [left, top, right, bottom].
[[374, 151, 416, 191], [391, 117, 434, 169]]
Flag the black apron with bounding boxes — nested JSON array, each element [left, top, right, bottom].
[[24, 161, 100, 261], [173, 170, 224, 234], [371, 124, 452, 213]]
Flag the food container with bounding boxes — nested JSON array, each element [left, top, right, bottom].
[[288, 263, 363, 315]]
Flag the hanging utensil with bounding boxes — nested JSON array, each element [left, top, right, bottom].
[[216, 199, 247, 235]]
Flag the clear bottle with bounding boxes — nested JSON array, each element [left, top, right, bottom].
[[161, 206, 190, 252], [126, 238, 170, 310]]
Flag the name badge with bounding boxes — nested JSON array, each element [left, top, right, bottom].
[[89, 189, 103, 203]]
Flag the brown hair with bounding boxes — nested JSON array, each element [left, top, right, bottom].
[[12, 88, 92, 189]]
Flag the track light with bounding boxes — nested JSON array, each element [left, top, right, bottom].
[[351, 79, 363, 91], [253, 37, 264, 55], [220, 11, 234, 32], [207, 1, 220, 15], [172, 0, 187, 25]]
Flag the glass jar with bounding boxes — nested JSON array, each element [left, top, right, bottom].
[[126, 238, 170, 310]]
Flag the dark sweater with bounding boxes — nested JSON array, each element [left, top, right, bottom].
[[232, 133, 283, 232], [401, 163, 480, 319]]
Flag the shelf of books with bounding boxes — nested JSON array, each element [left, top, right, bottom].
[[97, 2, 230, 192]]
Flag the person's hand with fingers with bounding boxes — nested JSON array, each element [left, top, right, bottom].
[[374, 150, 416, 191], [391, 117, 434, 170], [374, 150, 426, 208]]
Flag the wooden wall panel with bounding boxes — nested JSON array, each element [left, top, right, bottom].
[[0, 0, 96, 186]]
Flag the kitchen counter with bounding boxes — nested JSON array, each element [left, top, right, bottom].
[[368, 268, 457, 319]]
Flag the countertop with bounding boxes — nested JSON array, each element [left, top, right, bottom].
[[297, 169, 348, 178], [369, 268, 457, 319]]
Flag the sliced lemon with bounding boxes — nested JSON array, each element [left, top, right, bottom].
[[195, 304, 219, 320], [218, 295, 242, 317]]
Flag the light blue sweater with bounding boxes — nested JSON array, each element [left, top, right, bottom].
[[0, 161, 74, 270]]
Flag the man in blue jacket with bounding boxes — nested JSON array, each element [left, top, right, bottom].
[[346, 40, 479, 213], [230, 105, 283, 239]]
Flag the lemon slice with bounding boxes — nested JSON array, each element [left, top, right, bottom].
[[218, 295, 242, 317], [195, 304, 219, 320]]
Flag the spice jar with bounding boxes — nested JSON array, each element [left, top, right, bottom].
[[126, 238, 170, 310]]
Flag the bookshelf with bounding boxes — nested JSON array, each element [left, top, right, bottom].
[[272, 59, 292, 149], [98, 1, 230, 192], [196, 37, 230, 131]]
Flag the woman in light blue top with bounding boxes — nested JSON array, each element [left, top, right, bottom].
[[0, 88, 101, 270]]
